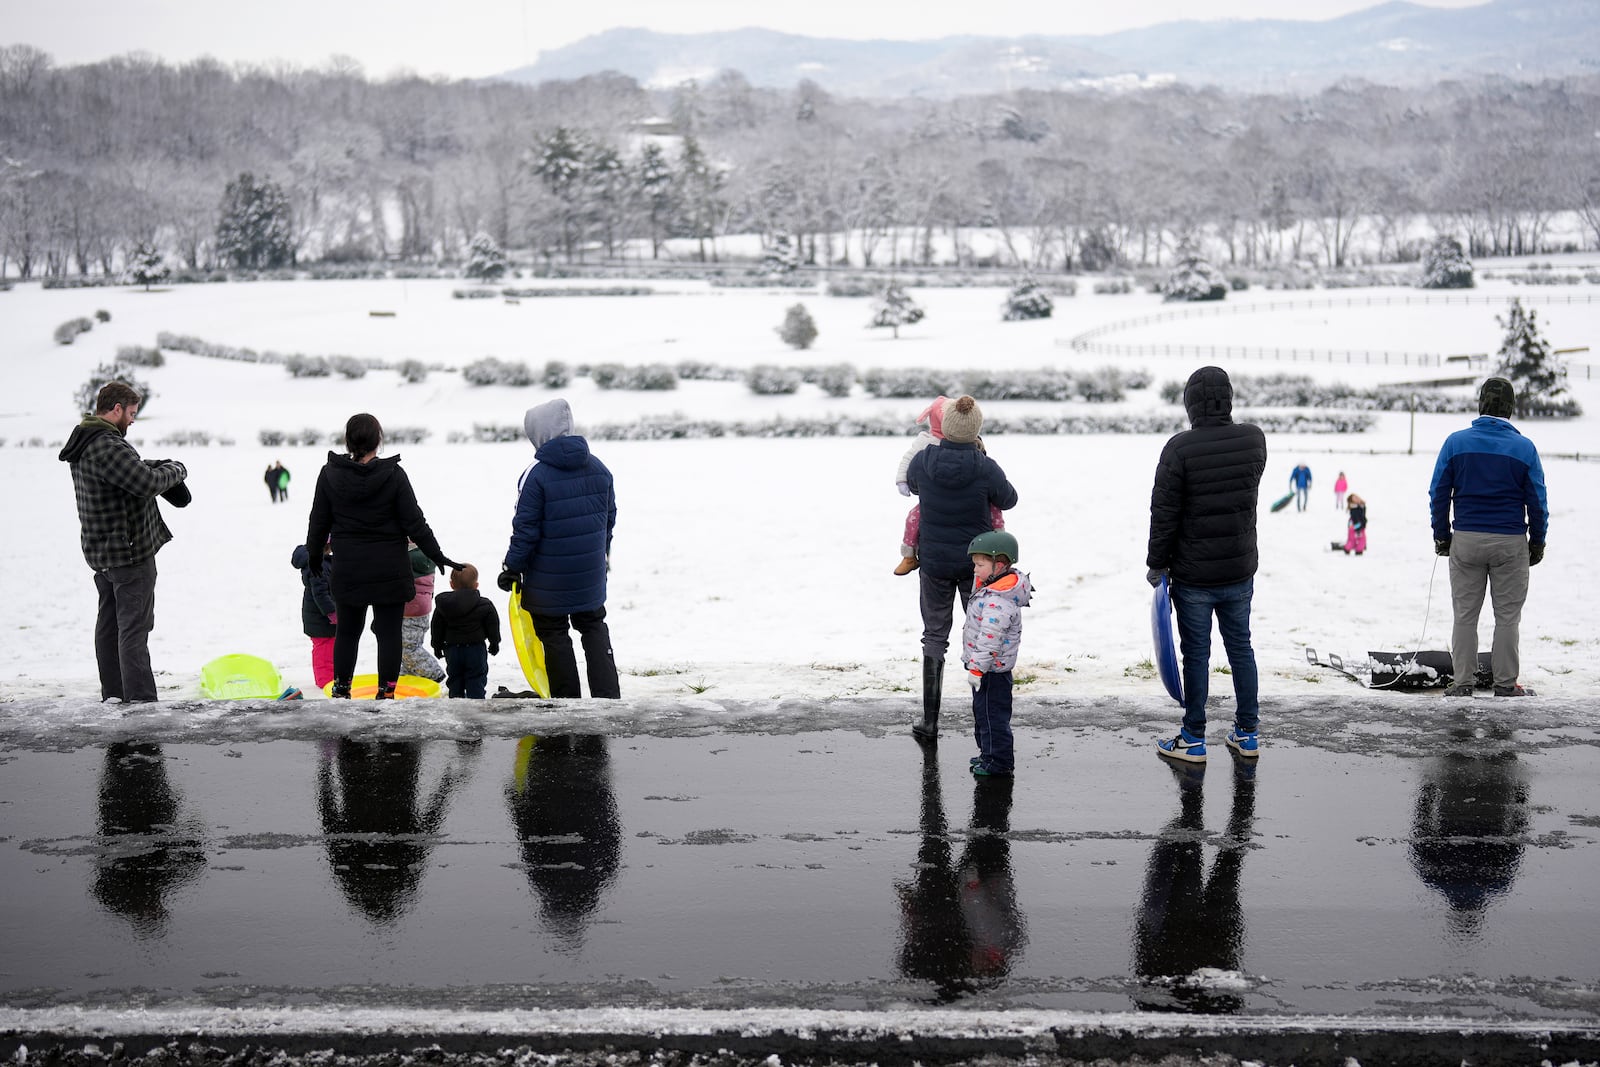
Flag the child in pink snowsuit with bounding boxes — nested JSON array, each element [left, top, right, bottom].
[[1334, 471, 1348, 511], [894, 396, 1005, 575]]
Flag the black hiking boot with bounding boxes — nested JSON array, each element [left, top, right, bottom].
[[373, 679, 398, 700], [912, 655, 943, 742], [330, 677, 352, 700]]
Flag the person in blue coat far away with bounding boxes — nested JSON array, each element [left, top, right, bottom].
[[500, 399, 621, 699]]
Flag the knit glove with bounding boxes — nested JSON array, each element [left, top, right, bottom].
[[1434, 538, 1452, 557]]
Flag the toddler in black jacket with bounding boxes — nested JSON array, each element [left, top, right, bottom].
[[431, 565, 501, 699]]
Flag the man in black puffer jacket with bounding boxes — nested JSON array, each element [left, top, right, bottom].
[[905, 395, 1018, 742], [1146, 366, 1267, 766]]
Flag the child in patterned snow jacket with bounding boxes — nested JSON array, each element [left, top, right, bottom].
[[960, 530, 1033, 779]]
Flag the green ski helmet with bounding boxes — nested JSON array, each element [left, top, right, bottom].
[[967, 530, 1019, 564]]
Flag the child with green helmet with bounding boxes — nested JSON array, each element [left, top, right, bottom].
[[961, 529, 1033, 778]]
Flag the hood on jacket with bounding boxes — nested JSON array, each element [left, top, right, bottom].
[[534, 432, 593, 471], [1183, 366, 1234, 426], [923, 440, 986, 489], [980, 569, 1033, 607], [324, 451, 402, 501], [57, 416, 120, 464], [525, 399, 574, 449]]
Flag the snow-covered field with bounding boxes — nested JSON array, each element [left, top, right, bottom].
[[4, 268, 1597, 704]]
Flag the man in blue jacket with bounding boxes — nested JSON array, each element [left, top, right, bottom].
[[500, 399, 620, 698], [1429, 377, 1548, 698]]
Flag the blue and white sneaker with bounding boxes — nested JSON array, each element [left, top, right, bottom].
[[1224, 728, 1259, 758], [1157, 729, 1207, 763]]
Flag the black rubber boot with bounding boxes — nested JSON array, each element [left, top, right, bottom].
[[374, 679, 398, 700], [330, 677, 352, 699], [912, 655, 943, 742]]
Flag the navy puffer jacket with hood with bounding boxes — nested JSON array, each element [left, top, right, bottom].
[[504, 399, 617, 615], [1146, 366, 1268, 587], [906, 441, 1018, 581]]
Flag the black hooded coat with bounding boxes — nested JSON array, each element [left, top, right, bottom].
[[1146, 367, 1267, 587], [305, 453, 447, 606]]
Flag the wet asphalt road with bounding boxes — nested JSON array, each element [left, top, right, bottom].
[[1, 694, 1598, 1061]]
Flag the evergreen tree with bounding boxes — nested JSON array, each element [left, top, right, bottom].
[[76, 364, 153, 416], [127, 242, 168, 290], [1003, 278, 1053, 320], [1493, 299, 1569, 416], [532, 126, 589, 262], [463, 231, 508, 282], [215, 172, 295, 270], [1420, 235, 1474, 289], [1163, 238, 1227, 302], [777, 303, 818, 350], [759, 232, 799, 275], [677, 135, 724, 263], [869, 283, 925, 339], [636, 142, 676, 261]]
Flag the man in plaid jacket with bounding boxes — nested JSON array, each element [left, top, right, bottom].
[[58, 381, 189, 702]]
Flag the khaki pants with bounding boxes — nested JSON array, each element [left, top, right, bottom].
[[1449, 531, 1531, 690]]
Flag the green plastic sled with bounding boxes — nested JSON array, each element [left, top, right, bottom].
[[200, 653, 284, 700]]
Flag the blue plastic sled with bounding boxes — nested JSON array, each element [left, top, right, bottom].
[[1150, 576, 1184, 706]]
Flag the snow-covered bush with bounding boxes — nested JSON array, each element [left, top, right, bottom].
[[396, 359, 428, 384], [54, 317, 94, 344], [962, 369, 1076, 402], [746, 365, 803, 395], [115, 345, 164, 367], [862, 367, 963, 399], [127, 243, 169, 290], [543, 360, 571, 388], [806, 363, 856, 398], [462, 357, 505, 386], [285, 355, 330, 378], [1002, 279, 1054, 321], [463, 232, 508, 283], [778, 303, 819, 350], [590, 363, 679, 390], [868, 285, 925, 338], [75, 363, 153, 415], [328, 356, 368, 380], [95, 309, 111, 323], [452, 288, 498, 299], [1093, 278, 1132, 295], [1076, 368, 1127, 403], [1419, 236, 1474, 289], [1163, 241, 1227, 302], [675, 361, 743, 381], [496, 360, 534, 387]]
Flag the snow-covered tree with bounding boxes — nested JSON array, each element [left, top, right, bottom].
[[777, 303, 818, 350], [869, 284, 925, 339], [75, 364, 153, 416], [636, 142, 676, 261], [1003, 278, 1053, 320], [1163, 238, 1227, 302], [215, 172, 295, 270], [127, 242, 168, 290], [1493, 299, 1569, 416], [1420, 235, 1474, 289], [759, 231, 799, 275], [463, 231, 508, 282]]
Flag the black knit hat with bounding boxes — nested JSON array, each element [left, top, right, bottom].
[[1479, 377, 1516, 418]]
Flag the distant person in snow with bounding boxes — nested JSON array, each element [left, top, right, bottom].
[[1429, 377, 1548, 698], [500, 399, 620, 699], [305, 413, 461, 700], [1333, 470, 1348, 511], [892, 395, 1005, 576], [904, 395, 1018, 743], [59, 380, 190, 703], [266, 461, 289, 503], [1338, 492, 1368, 555], [1289, 462, 1313, 512], [1146, 366, 1267, 765]]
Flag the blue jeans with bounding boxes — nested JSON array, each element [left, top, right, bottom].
[[443, 644, 489, 698], [1294, 486, 1309, 511], [1170, 578, 1260, 738], [971, 670, 1014, 773]]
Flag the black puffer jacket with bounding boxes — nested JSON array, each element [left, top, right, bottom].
[[1146, 367, 1268, 587], [305, 453, 448, 606], [906, 441, 1018, 581]]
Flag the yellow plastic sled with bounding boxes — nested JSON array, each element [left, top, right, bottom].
[[199, 653, 284, 700], [508, 585, 551, 698], [321, 673, 442, 699]]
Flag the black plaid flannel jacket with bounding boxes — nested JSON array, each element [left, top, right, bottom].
[[62, 421, 186, 571]]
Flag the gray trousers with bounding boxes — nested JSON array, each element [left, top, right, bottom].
[[918, 571, 973, 660], [93, 556, 158, 702], [1449, 531, 1531, 690]]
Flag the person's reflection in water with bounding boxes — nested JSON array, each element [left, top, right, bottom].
[[1133, 757, 1256, 1013], [91, 742, 207, 938], [895, 745, 1026, 1002], [505, 735, 621, 954], [317, 738, 470, 925], [1409, 724, 1530, 945]]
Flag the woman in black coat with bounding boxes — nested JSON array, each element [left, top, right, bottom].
[[306, 413, 458, 699]]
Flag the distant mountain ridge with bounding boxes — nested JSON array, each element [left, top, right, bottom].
[[498, 0, 1600, 96]]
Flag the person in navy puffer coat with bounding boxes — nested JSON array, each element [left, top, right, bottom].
[[500, 399, 620, 699], [904, 396, 1018, 742]]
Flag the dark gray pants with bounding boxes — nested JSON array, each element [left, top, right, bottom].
[[94, 556, 158, 702], [918, 571, 973, 660]]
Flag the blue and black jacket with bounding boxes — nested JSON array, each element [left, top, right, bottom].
[[1429, 416, 1548, 544]]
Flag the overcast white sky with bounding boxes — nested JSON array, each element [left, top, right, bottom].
[[5, 0, 1494, 80]]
